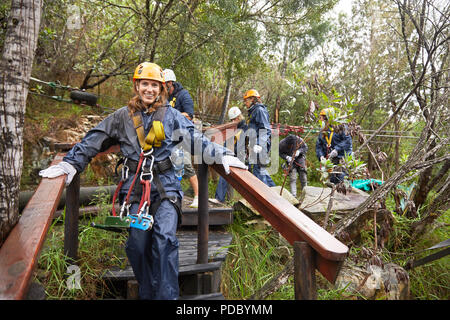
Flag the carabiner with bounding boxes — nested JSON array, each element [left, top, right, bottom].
[[120, 202, 131, 220], [140, 155, 155, 182], [142, 148, 154, 158], [122, 161, 130, 180]]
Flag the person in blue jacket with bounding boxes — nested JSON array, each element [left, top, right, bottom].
[[243, 89, 275, 187], [163, 69, 199, 208], [39, 62, 247, 300], [315, 108, 352, 184]]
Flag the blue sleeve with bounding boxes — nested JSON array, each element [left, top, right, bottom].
[[315, 135, 326, 161], [333, 132, 353, 156], [177, 90, 194, 119]]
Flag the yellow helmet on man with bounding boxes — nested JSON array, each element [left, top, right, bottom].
[[319, 108, 335, 119], [133, 62, 165, 83], [243, 89, 260, 100]]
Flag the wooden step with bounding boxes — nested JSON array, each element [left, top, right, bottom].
[[103, 261, 223, 281], [102, 230, 233, 299], [103, 230, 233, 281], [180, 292, 225, 300], [181, 208, 233, 226]]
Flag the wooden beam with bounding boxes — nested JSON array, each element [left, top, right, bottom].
[[294, 241, 317, 300], [0, 154, 66, 299], [211, 163, 348, 283]]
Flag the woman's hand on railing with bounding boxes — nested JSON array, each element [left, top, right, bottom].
[[39, 161, 77, 185]]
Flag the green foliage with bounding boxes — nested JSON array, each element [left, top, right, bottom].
[[35, 190, 127, 299], [340, 152, 367, 181], [221, 212, 293, 299]]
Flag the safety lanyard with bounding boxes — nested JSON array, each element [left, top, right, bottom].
[[114, 150, 155, 231], [131, 107, 166, 152], [169, 97, 176, 107], [324, 129, 334, 147]]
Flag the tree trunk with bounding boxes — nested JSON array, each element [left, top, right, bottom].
[[218, 52, 234, 124], [273, 38, 290, 124], [0, 0, 43, 246]]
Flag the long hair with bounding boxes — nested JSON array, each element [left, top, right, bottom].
[[127, 80, 168, 114]]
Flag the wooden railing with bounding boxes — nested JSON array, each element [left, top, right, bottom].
[[0, 121, 348, 300], [0, 154, 66, 299], [207, 122, 349, 299]]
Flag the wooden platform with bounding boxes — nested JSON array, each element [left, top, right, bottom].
[[102, 229, 233, 299]]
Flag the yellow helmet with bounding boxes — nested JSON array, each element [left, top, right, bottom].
[[243, 89, 260, 100], [133, 62, 165, 83], [319, 108, 335, 119]]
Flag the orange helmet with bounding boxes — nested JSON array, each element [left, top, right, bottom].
[[133, 62, 165, 83], [243, 89, 260, 100]]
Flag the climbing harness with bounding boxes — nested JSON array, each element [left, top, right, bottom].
[[131, 108, 166, 152], [119, 149, 156, 231], [93, 106, 182, 232]]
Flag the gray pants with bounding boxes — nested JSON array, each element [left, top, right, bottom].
[[289, 167, 307, 197]]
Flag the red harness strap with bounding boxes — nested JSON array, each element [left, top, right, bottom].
[[111, 180, 124, 217], [114, 150, 155, 220]]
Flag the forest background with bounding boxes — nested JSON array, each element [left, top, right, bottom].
[[0, 0, 448, 300]]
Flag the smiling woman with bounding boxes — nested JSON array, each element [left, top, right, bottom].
[[38, 61, 247, 300], [137, 80, 161, 105]]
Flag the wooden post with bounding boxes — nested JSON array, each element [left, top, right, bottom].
[[64, 173, 80, 262], [197, 163, 209, 264], [293, 241, 317, 300]]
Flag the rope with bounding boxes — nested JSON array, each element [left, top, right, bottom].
[[30, 77, 74, 91]]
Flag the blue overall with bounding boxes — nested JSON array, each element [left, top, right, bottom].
[[315, 125, 352, 184], [246, 103, 275, 187], [63, 104, 231, 299]]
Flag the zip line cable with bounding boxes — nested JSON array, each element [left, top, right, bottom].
[[29, 77, 116, 113]]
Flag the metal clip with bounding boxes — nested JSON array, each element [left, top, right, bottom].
[[122, 158, 130, 180], [138, 201, 149, 221], [119, 202, 131, 220], [140, 155, 155, 182]]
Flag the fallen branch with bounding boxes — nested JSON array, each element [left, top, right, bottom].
[[249, 257, 294, 300]]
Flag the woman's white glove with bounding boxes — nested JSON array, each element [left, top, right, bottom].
[[329, 149, 338, 159], [253, 145, 263, 154], [39, 161, 77, 186], [286, 156, 292, 163], [294, 149, 301, 157], [221, 155, 247, 175]]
